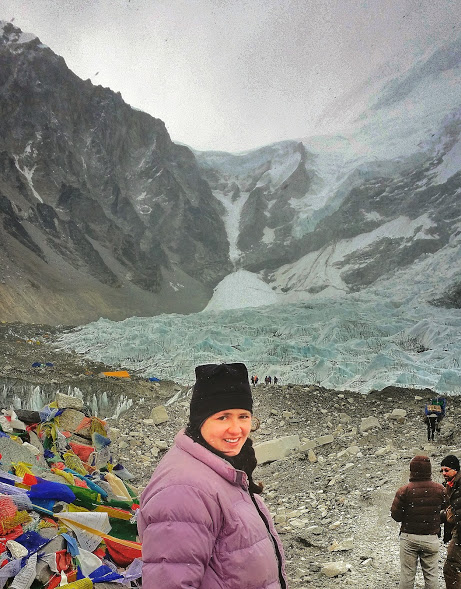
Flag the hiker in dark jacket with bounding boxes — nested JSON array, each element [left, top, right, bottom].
[[440, 454, 461, 588], [391, 455, 447, 589]]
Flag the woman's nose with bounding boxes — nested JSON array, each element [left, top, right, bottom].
[[227, 419, 241, 433]]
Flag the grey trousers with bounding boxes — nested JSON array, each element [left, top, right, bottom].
[[399, 532, 440, 589], [444, 537, 461, 588]]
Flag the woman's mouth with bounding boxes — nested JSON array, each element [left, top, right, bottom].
[[224, 438, 240, 444]]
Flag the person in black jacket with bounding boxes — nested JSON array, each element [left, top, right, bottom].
[[440, 454, 461, 588], [391, 455, 447, 589]]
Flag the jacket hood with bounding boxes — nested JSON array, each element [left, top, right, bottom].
[[409, 455, 432, 481]]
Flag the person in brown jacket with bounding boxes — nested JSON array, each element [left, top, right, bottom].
[[391, 455, 447, 589], [440, 454, 461, 588]]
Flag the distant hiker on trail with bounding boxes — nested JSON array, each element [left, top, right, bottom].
[[435, 397, 447, 433], [440, 454, 461, 588], [268, 375, 272, 384], [424, 398, 446, 441], [138, 362, 288, 589], [391, 455, 447, 589], [254, 375, 259, 385], [425, 411, 438, 442], [251, 375, 255, 386], [273, 376, 278, 384]]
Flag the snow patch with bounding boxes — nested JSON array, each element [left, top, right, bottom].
[[13, 157, 43, 203], [169, 282, 185, 292], [203, 270, 280, 311], [212, 190, 250, 264], [362, 210, 383, 222], [262, 227, 276, 244], [432, 139, 461, 184]]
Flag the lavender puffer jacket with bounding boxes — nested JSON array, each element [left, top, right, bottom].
[[138, 431, 287, 589]]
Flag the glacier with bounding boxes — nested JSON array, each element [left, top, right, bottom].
[[57, 239, 461, 395], [57, 214, 461, 395], [42, 30, 461, 395]]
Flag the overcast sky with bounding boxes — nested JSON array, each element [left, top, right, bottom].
[[3, 0, 461, 152]]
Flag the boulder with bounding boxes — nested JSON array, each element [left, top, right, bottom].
[[388, 408, 407, 423], [321, 561, 351, 577], [375, 445, 392, 456], [299, 439, 317, 452], [255, 435, 300, 464], [150, 405, 169, 425], [57, 409, 86, 435], [0, 436, 47, 472], [15, 409, 41, 424], [360, 416, 380, 433], [315, 434, 334, 446], [55, 392, 84, 410], [307, 449, 317, 463], [328, 538, 354, 552]]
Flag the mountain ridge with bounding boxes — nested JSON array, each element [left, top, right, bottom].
[[0, 21, 232, 324], [0, 21, 460, 324]]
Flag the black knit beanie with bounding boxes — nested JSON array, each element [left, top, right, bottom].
[[441, 454, 460, 472], [410, 455, 432, 481], [189, 363, 253, 428]]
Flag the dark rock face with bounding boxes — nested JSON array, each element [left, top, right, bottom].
[[431, 280, 461, 309], [0, 23, 232, 324]]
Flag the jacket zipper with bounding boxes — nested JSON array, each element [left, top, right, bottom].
[[249, 490, 287, 589]]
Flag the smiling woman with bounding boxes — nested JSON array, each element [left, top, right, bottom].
[[200, 408, 252, 456], [138, 362, 288, 589]]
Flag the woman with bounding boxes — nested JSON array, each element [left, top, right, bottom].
[[138, 362, 287, 589]]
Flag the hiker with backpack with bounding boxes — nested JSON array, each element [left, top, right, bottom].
[[424, 398, 446, 441]]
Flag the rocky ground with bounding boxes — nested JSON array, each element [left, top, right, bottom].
[[1, 322, 459, 588]]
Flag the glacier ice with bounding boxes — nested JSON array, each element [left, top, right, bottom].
[[57, 290, 461, 395]]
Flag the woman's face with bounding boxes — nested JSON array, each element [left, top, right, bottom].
[[200, 408, 252, 456]]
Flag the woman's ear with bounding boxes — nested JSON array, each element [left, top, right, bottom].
[[251, 416, 260, 432]]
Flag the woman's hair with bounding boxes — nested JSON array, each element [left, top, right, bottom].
[[185, 421, 263, 494]]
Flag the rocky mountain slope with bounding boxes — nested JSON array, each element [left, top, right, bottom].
[[1, 323, 459, 588], [0, 21, 231, 325], [1, 21, 460, 325]]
